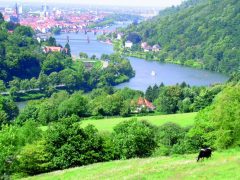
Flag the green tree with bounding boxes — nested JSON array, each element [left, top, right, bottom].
[[178, 97, 192, 113], [126, 32, 142, 44], [0, 120, 42, 176], [79, 52, 88, 59], [14, 26, 34, 37], [112, 119, 157, 159], [154, 122, 187, 155], [155, 86, 183, 114], [17, 141, 51, 176], [42, 53, 65, 75], [190, 85, 240, 149], [47, 37, 57, 46], [38, 72, 49, 91], [0, 80, 6, 93], [145, 86, 153, 101], [64, 43, 71, 57], [0, 12, 4, 23], [45, 115, 108, 169], [58, 92, 89, 118]]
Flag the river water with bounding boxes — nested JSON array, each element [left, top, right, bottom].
[[54, 28, 229, 92], [16, 23, 229, 110]]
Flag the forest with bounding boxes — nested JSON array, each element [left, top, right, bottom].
[[122, 0, 240, 74]]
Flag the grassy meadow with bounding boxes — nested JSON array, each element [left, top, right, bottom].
[[24, 149, 240, 180], [80, 112, 197, 132]]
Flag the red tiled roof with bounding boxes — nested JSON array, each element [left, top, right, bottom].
[[44, 46, 62, 53], [137, 97, 155, 109]]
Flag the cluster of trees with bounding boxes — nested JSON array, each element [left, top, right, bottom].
[[4, 82, 227, 127], [0, 14, 71, 83], [5, 53, 134, 101], [0, 113, 192, 178], [16, 88, 143, 126], [0, 95, 18, 125], [123, 0, 240, 74], [0, 22, 41, 81], [145, 82, 224, 114]]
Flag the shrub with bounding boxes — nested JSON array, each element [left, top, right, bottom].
[[153, 123, 188, 155], [17, 141, 51, 176], [45, 115, 110, 170], [112, 119, 157, 159]]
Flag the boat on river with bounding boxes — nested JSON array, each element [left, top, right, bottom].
[[151, 70, 156, 76]]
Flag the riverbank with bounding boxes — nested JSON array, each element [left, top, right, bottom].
[[112, 40, 204, 72], [125, 51, 203, 69], [115, 56, 228, 91]]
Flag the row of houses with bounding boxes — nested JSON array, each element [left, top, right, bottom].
[[42, 46, 68, 54], [124, 41, 161, 52], [141, 42, 161, 52]]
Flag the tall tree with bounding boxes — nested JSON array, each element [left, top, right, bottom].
[[64, 43, 71, 57]]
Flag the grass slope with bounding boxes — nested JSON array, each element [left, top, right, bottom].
[[25, 149, 240, 180], [81, 113, 196, 132]]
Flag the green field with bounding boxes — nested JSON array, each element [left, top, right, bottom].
[[25, 149, 240, 180], [40, 113, 196, 133], [81, 113, 196, 132]]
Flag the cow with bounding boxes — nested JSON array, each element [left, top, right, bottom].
[[197, 148, 212, 162]]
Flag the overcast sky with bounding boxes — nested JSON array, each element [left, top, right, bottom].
[[1, 0, 185, 8]]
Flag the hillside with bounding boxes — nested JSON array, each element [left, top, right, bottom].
[[25, 149, 240, 180], [124, 0, 240, 74], [81, 113, 196, 132]]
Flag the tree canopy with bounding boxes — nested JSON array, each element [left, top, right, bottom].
[[123, 0, 240, 74]]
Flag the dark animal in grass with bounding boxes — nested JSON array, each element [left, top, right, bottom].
[[197, 148, 212, 162]]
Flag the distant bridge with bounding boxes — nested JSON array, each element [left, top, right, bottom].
[[61, 29, 115, 35], [55, 38, 98, 41]]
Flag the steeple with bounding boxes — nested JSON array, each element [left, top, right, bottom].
[[15, 3, 19, 18]]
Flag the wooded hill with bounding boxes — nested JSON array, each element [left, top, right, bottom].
[[124, 0, 240, 74]]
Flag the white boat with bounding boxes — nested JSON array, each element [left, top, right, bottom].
[[151, 70, 156, 76]]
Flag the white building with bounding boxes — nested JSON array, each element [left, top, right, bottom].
[[144, 46, 152, 52], [152, 44, 161, 52], [141, 42, 148, 49], [125, 41, 133, 48], [19, 5, 23, 14], [117, 33, 123, 40]]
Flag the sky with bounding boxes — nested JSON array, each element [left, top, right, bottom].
[[0, 0, 185, 8]]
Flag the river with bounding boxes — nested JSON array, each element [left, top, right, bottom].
[[116, 57, 229, 91], [54, 29, 229, 92], [16, 23, 229, 110]]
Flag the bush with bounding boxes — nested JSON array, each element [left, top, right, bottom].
[[17, 141, 51, 176], [153, 123, 189, 155], [112, 119, 157, 159], [44, 115, 110, 170]]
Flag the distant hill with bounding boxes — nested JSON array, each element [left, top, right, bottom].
[[25, 149, 240, 180], [124, 0, 240, 74]]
